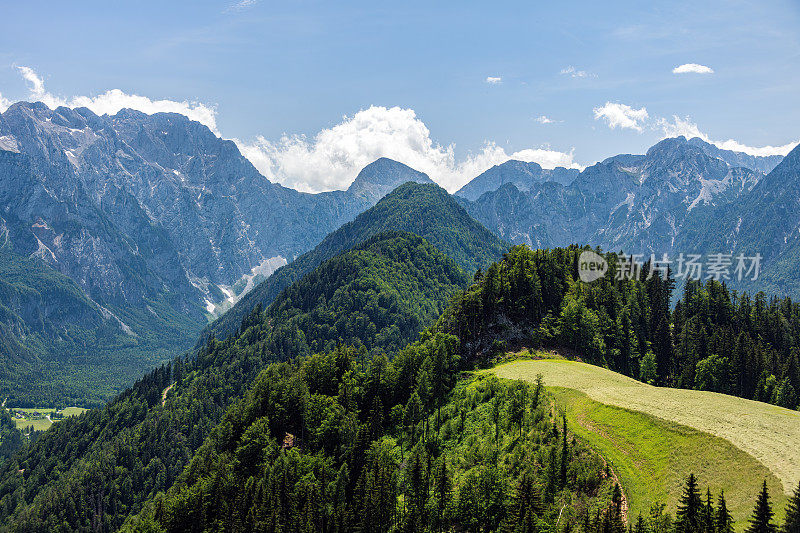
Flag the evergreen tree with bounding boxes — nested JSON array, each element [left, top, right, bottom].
[[716, 490, 734, 533], [508, 381, 526, 436], [331, 464, 350, 533], [560, 413, 569, 487], [531, 373, 543, 412], [509, 469, 541, 533], [610, 483, 625, 532], [431, 457, 452, 532], [782, 481, 800, 533], [633, 514, 646, 533], [675, 474, 702, 533], [701, 488, 715, 533], [746, 481, 777, 533]]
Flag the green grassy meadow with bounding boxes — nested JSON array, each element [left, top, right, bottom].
[[492, 358, 799, 526], [8, 406, 89, 432]]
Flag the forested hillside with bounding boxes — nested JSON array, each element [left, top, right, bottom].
[[204, 182, 508, 343], [2, 241, 799, 531], [0, 243, 655, 532], [123, 347, 619, 532], [0, 231, 471, 531], [0, 243, 196, 407]]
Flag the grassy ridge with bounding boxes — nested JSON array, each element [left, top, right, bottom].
[[550, 388, 785, 527], [493, 358, 799, 525]]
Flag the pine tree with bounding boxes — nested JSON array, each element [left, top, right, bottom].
[[675, 474, 702, 533], [492, 395, 502, 441], [783, 481, 800, 533], [610, 483, 625, 532], [331, 465, 350, 533], [701, 488, 715, 533], [531, 373, 543, 412], [746, 481, 777, 533], [633, 514, 646, 533], [716, 490, 734, 533], [431, 457, 452, 532], [511, 469, 541, 533], [560, 413, 569, 487]]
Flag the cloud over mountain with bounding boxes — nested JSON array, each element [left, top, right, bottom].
[[235, 105, 582, 193], [658, 115, 798, 157], [592, 99, 797, 157], [12, 66, 219, 133]]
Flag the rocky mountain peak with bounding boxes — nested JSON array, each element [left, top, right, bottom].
[[346, 157, 433, 203], [455, 159, 578, 201]]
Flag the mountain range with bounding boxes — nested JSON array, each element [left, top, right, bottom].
[[456, 136, 779, 253], [0, 99, 797, 404], [0, 103, 433, 403], [454, 160, 579, 201]]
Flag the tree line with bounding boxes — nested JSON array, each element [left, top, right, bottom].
[[630, 474, 800, 533]]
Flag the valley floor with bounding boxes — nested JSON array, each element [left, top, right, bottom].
[[492, 357, 800, 527]]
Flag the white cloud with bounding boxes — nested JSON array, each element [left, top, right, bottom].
[[593, 102, 649, 132], [18, 67, 46, 97], [235, 106, 582, 193], [0, 92, 10, 113], [226, 0, 258, 12], [510, 147, 581, 169], [656, 115, 707, 140], [535, 115, 560, 124], [712, 138, 798, 157], [70, 90, 219, 133], [12, 66, 219, 133], [672, 63, 714, 74], [485, 76, 502, 84], [657, 115, 798, 157], [3, 68, 581, 193], [560, 66, 594, 79]]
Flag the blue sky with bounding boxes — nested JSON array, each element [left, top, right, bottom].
[[1, 0, 798, 191]]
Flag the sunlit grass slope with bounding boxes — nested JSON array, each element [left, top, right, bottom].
[[493, 359, 799, 525]]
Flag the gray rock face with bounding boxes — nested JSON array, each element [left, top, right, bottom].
[[676, 143, 800, 296], [0, 102, 443, 397], [686, 136, 784, 175], [346, 157, 434, 204], [461, 137, 767, 255], [0, 104, 435, 315], [455, 160, 579, 201]]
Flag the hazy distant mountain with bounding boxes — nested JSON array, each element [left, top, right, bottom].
[[676, 142, 800, 296], [686, 136, 784, 174], [455, 160, 579, 201], [455, 136, 800, 298], [460, 137, 765, 254]]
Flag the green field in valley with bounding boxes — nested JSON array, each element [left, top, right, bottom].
[[8, 406, 89, 432], [492, 358, 800, 527]]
